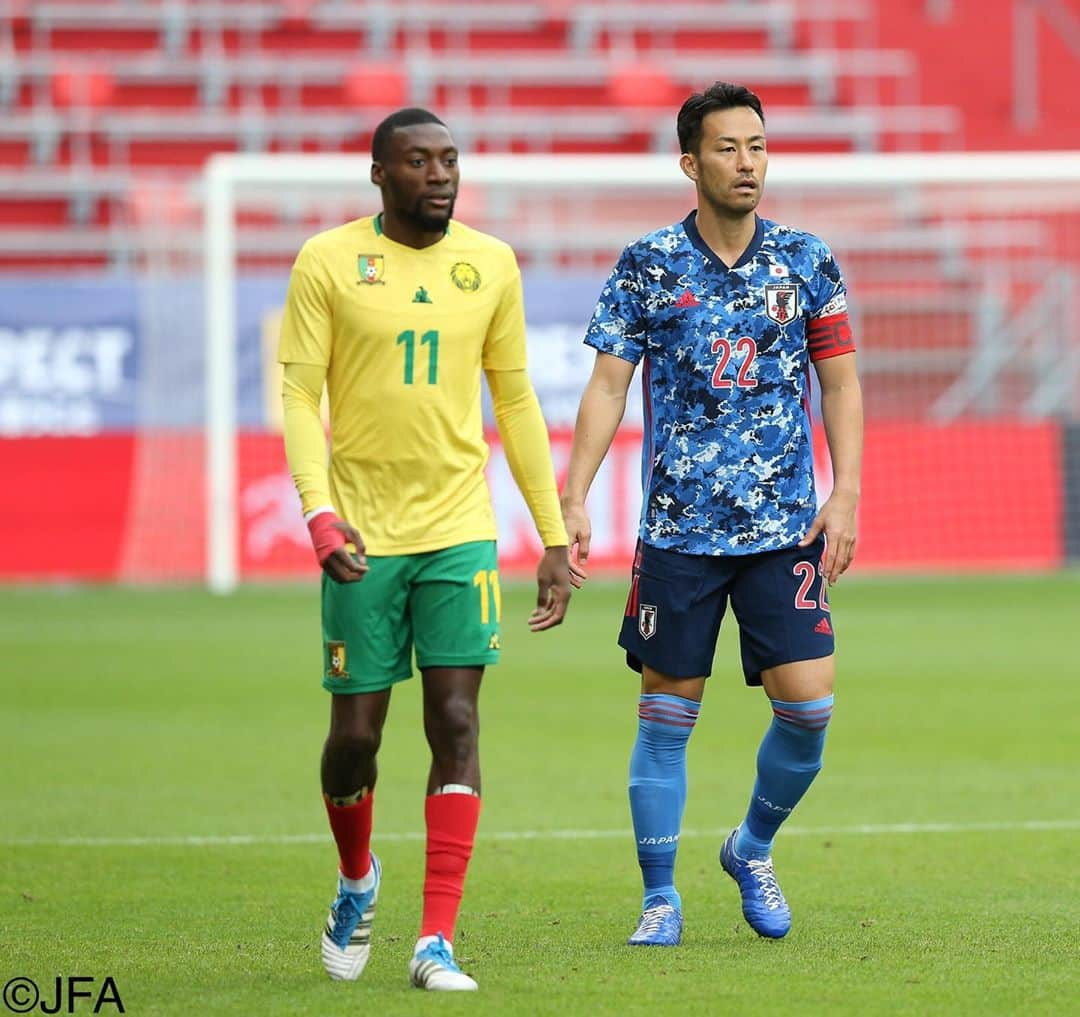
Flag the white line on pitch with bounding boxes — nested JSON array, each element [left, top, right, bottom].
[[4, 818, 1079, 848]]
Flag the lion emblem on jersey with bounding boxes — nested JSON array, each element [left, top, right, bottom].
[[764, 283, 799, 324], [450, 262, 481, 292]]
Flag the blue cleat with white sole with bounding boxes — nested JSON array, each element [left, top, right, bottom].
[[720, 830, 791, 939], [627, 894, 683, 946], [320, 853, 381, 980]]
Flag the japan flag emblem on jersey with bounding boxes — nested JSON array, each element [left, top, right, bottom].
[[639, 604, 658, 640], [764, 283, 799, 324]]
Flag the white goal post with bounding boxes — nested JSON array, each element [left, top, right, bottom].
[[203, 151, 1080, 593]]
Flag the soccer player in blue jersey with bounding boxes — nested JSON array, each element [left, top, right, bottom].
[[561, 82, 863, 945]]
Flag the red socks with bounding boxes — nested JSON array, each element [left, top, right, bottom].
[[323, 787, 481, 939], [323, 792, 374, 880], [420, 792, 482, 941]]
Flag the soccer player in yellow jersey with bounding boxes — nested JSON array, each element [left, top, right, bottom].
[[278, 108, 571, 992]]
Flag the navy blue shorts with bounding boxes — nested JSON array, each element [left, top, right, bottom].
[[618, 536, 835, 686]]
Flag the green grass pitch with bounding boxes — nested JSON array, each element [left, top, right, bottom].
[[1, 575, 1077, 1015]]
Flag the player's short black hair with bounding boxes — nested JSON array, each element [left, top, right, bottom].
[[677, 82, 765, 154], [371, 107, 448, 161]]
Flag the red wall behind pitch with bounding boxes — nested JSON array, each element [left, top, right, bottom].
[[1, 435, 135, 579], [856, 422, 1062, 570], [0, 421, 1064, 582]]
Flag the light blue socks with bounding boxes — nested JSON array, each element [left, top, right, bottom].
[[628, 693, 701, 909], [735, 695, 834, 860]]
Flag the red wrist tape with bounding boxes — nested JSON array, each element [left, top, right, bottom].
[[307, 512, 346, 566]]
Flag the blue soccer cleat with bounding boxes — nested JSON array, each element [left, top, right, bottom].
[[409, 932, 478, 991], [627, 894, 683, 946], [320, 853, 381, 980], [720, 830, 791, 938]]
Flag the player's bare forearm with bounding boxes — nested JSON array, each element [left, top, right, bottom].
[[562, 387, 622, 499], [819, 363, 863, 500], [561, 354, 636, 585], [820, 368, 863, 501], [562, 359, 633, 504], [560, 392, 621, 585], [805, 352, 863, 582]]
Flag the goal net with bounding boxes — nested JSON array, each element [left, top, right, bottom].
[[124, 152, 1080, 590]]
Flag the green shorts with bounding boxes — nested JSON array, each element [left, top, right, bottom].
[[320, 540, 501, 694]]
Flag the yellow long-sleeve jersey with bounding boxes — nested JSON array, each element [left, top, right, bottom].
[[278, 214, 565, 555]]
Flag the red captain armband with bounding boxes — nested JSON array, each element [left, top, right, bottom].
[[306, 511, 347, 566], [808, 312, 856, 361]]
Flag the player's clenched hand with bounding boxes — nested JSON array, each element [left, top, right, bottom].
[[307, 512, 369, 583], [529, 546, 572, 631], [560, 497, 591, 589], [798, 491, 857, 585]]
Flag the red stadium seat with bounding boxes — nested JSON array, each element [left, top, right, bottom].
[[50, 68, 116, 110], [343, 64, 409, 109], [607, 62, 680, 111]]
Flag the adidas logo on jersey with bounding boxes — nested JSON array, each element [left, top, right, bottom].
[[814, 617, 833, 635], [674, 290, 700, 308]]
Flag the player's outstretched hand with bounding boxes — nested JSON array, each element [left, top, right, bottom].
[[561, 498, 591, 589], [307, 512, 369, 583], [529, 546, 572, 632], [798, 491, 857, 585]]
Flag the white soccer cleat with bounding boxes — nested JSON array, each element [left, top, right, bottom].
[[409, 933, 478, 991], [320, 854, 380, 981]]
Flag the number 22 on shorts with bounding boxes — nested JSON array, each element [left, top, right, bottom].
[[793, 560, 829, 611]]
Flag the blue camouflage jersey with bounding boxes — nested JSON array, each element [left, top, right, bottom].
[[584, 211, 855, 556]]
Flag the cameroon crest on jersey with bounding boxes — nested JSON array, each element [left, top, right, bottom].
[[357, 254, 385, 285]]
